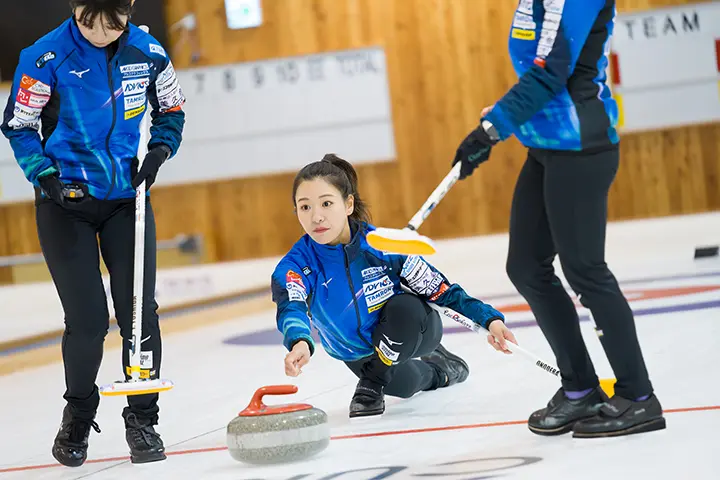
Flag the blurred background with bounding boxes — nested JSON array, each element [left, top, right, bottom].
[[0, 0, 718, 285]]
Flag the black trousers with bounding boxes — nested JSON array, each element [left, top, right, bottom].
[[36, 194, 162, 425], [345, 294, 443, 398], [505, 146, 653, 399]]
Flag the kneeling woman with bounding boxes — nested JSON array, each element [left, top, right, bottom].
[[271, 154, 516, 417]]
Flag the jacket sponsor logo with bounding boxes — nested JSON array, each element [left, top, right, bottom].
[[513, 12, 536, 30], [149, 44, 166, 57], [35, 51, 55, 68], [9, 101, 41, 129], [20, 74, 51, 95], [124, 104, 146, 120], [536, 1, 565, 59], [401, 255, 444, 296], [512, 28, 536, 40], [361, 265, 387, 280], [285, 270, 307, 302], [14, 89, 46, 109], [120, 62, 151, 78], [122, 78, 150, 95], [15, 88, 31, 105], [156, 62, 185, 112], [124, 93, 146, 111], [364, 275, 393, 312], [518, 0, 533, 15]]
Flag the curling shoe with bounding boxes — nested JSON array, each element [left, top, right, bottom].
[[125, 413, 167, 464], [528, 386, 607, 436], [572, 394, 666, 438], [349, 377, 385, 418], [421, 343, 470, 388], [52, 405, 101, 467]]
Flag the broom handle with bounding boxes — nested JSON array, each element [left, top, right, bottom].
[[428, 303, 562, 379], [129, 25, 152, 381], [406, 162, 461, 231]]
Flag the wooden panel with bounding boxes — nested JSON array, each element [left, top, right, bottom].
[[1, 0, 718, 271]]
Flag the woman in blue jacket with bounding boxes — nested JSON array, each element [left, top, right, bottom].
[[1, 0, 183, 467], [272, 154, 516, 418]]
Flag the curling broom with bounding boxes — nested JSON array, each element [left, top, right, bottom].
[[100, 25, 174, 397]]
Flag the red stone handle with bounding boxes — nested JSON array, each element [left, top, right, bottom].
[[238, 385, 312, 417], [248, 385, 298, 410]]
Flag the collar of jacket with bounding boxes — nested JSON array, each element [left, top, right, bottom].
[[68, 16, 130, 57], [309, 220, 368, 262]]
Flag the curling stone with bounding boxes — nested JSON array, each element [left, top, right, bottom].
[[227, 385, 330, 464]]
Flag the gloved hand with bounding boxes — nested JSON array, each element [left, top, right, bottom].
[[131, 145, 171, 190], [37, 172, 65, 205], [452, 120, 499, 180]]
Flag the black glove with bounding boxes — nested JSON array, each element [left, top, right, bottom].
[[452, 120, 500, 180], [131, 145, 171, 190], [37, 173, 65, 205]]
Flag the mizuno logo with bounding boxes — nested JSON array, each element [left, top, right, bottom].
[[383, 334, 403, 346], [70, 69, 90, 78]]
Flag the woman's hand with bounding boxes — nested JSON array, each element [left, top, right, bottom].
[[486, 320, 518, 355], [284, 340, 311, 376]]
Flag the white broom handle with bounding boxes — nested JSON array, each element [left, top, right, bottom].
[[406, 162, 461, 231], [428, 303, 562, 379], [130, 25, 151, 381]]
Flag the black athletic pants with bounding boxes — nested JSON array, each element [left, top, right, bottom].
[[505, 146, 653, 400], [345, 294, 443, 398], [36, 193, 162, 425]]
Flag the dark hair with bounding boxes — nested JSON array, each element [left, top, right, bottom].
[[71, 0, 134, 31], [292, 154, 371, 224]]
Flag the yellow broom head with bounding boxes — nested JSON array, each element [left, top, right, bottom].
[[99, 379, 174, 397], [366, 228, 437, 256]]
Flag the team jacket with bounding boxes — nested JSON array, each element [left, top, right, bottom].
[[485, 0, 619, 151], [271, 222, 505, 362], [1, 17, 185, 200]]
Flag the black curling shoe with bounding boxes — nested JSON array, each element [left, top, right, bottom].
[[528, 386, 608, 436], [349, 377, 385, 418], [52, 405, 101, 467]]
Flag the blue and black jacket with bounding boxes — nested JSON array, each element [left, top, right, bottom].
[[1, 17, 185, 200], [271, 222, 505, 362], [485, 0, 619, 151]]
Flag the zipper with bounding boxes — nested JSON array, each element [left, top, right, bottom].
[[344, 248, 374, 349], [103, 47, 118, 200]]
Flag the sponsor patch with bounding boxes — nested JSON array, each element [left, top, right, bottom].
[[140, 351, 153, 369], [518, 0, 533, 14], [400, 256, 444, 296], [536, 1, 564, 59], [364, 275, 393, 312], [149, 44, 166, 57], [286, 282, 307, 302], [302, 266, 312, 276], [124, 104, 146, 120], [429, 282, 449, 301], [377, 341, 400, 365], [124, 93, 146, 111], [285, 270, 307, 302], [361, 265, 387, 280], [20, 74, 51, 95], [9, 101, 42, 129], [513, 12, 536, 30], [120, 62, 150, 78], [14, 88, 47, 109], [512, 28, 536, 40], [156, 61, 185, 112], [35, 51, 55, 68], [122, 77, 150, 96]]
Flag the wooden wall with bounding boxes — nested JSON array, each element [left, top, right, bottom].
[[1, 0, 718, 278]]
